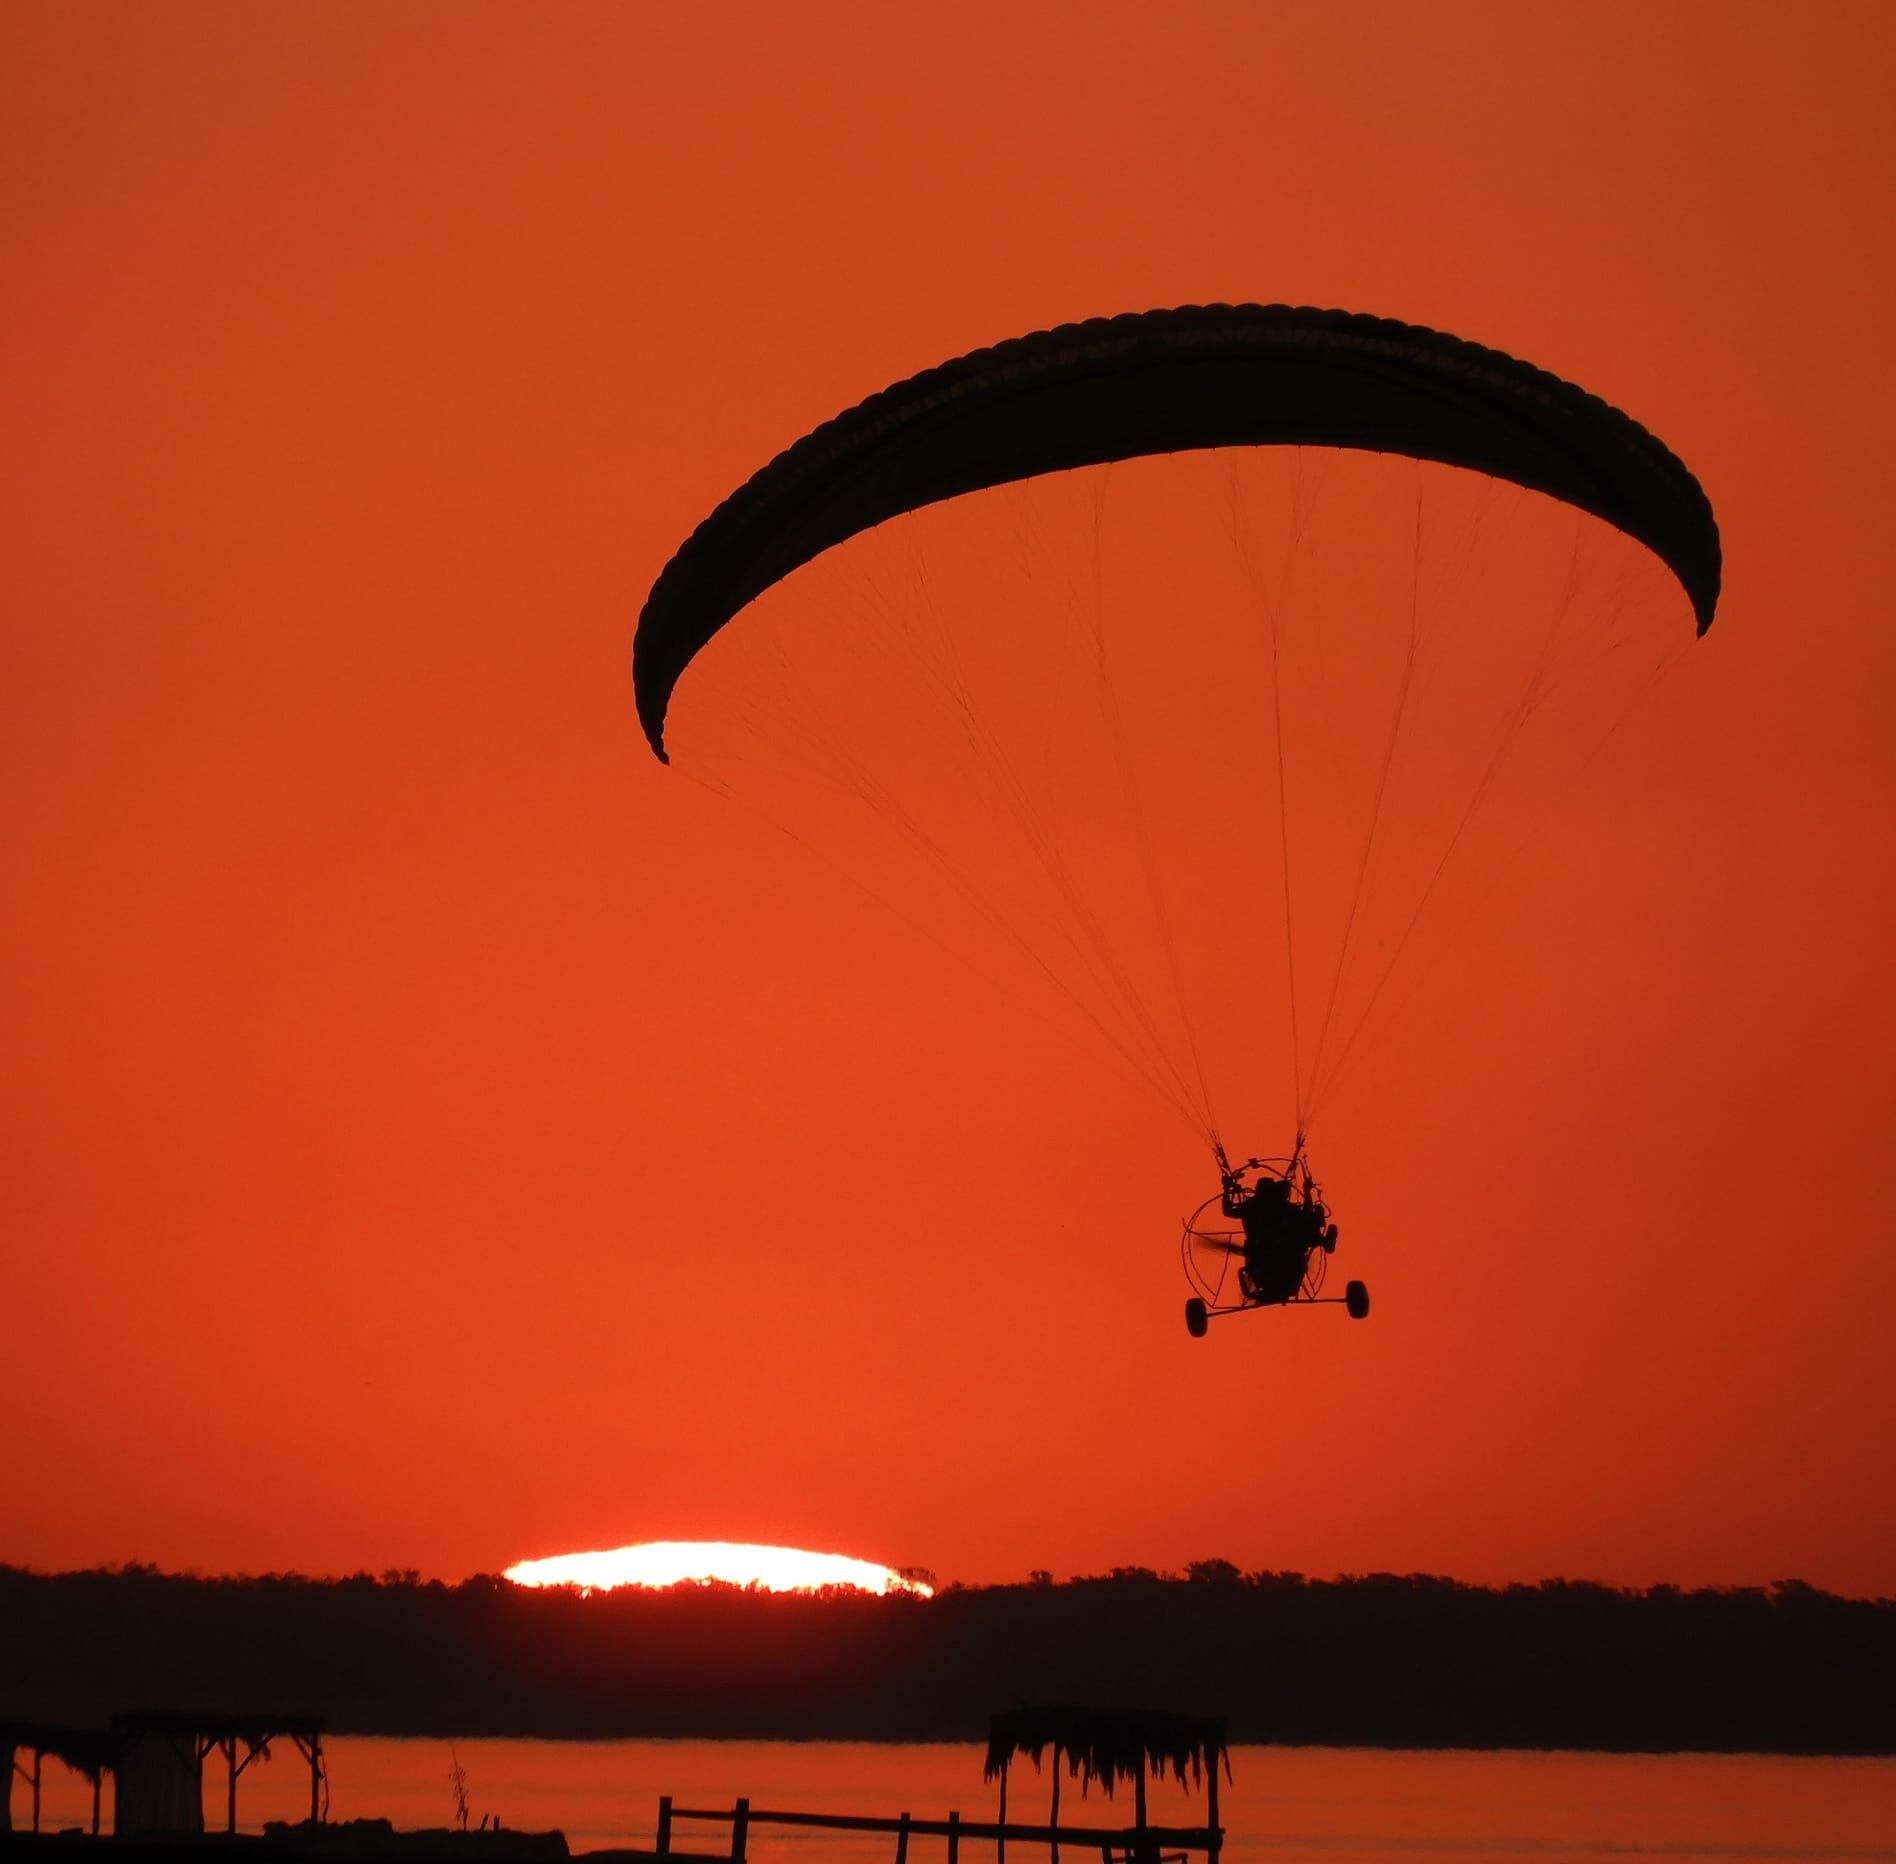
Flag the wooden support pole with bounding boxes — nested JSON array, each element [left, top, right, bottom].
[[1134, 1764, 1146, 1832], [893, 1810, 910, 1864], [313, 1734, 323, 1826], [91, 1770, 101, 1835], [1206, 1764, 1219, 1864], [656, 1795, 672, 1855], [947, 1808, 960, 1864], [995, 1764, 1007, 1864], [31, 1752, 41, 1834], [1048, 1763, 1060, 1864], [730, 1796, 749, 1864], [226, 1738, 238, 1834]]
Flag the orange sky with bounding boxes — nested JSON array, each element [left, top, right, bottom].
[[5, 1, 1893, 1597]]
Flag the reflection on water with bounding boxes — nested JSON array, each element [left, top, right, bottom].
[[99, 1738, 1896, 1864]]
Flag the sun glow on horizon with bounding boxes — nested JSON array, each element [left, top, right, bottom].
[[504, 1540, 934, 1597]]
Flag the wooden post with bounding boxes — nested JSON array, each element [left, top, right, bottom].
[[91, 1769, 101, 1835], [1134, 1762, 1146, 1834], [1048, 1762, 1060, 1864], [893, 1811, 910, 1864], [947, 1808, 960, 1864], [656, 1795, 672, 1855], [31, 1752, 41, 1834], [996, 1762, 1007, 1864], [1206, 1762, 1220, 1864], [226, 1738, 239, 1834], [730, 1796, 749, 1864]]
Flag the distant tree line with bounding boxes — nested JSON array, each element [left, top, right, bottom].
[[2, 1563, 1890, 1754]]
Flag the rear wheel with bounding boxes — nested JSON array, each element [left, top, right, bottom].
[[1185, 1297, 1209, 1339], [1345, 1280, 1369, 1320]]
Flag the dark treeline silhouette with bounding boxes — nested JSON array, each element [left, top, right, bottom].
[[3, 1563, 1890, 1754]]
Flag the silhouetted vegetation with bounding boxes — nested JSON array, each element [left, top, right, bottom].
[[2, 1564, 1889, 1753]]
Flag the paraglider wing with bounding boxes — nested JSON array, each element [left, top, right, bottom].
[[634, 304, 1720, 760]]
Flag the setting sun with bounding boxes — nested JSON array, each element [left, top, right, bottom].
[[503, 1541, 934, 1597]]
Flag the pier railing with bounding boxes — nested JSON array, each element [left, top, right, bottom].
[[648, 1794, 1221, 1864]]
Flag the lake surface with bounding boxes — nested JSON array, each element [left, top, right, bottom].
[[31, 1738, 1896, 1863]]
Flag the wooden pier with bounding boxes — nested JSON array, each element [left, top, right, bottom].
[[628, 1794, 1220, 1864], [626, 1712, 1229, 1864]]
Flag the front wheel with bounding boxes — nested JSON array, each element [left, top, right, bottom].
[[1345, 1280, 1369, 1320], [1185, 1297, 1209, 1339]]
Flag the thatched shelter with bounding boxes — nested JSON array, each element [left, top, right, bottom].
[[984, 1707, 1228, 1863], [112, 1711, 325, 1836], [4, 1711, 326, 1840], [2, 1721, 117, 1834]]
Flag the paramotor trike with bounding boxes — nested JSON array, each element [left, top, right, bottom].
[[1182, 1152, 1368, 1338]]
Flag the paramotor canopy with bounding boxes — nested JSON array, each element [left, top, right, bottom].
[[635, 305, 1720, 760], [631, 305, 1720, 1174]]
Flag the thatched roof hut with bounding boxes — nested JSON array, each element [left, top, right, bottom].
[[1, 1722, 117, 1835], [985, 1705, 1229, 1796], [3, 1711, 326, 1839], [112, 1711, 325, 1837], [984, 1705, 1229, 1863]]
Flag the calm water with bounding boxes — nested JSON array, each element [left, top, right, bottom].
[[32, 1738, 1896, 1863]]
